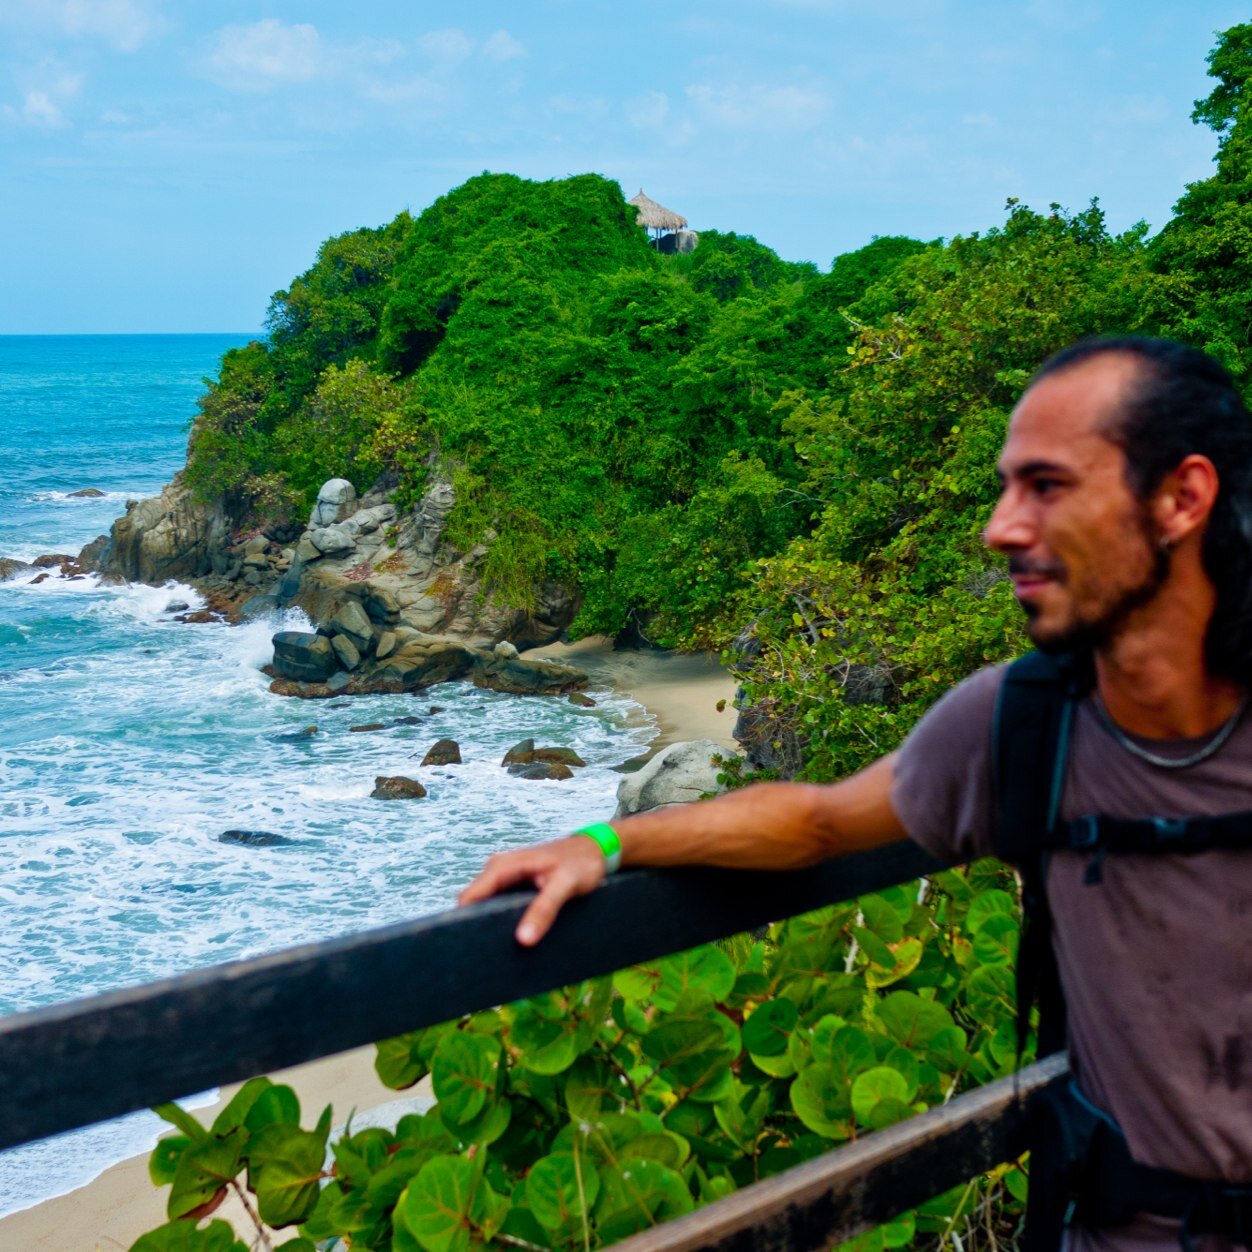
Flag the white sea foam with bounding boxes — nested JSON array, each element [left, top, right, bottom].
[[0, 571, 654, 1214]]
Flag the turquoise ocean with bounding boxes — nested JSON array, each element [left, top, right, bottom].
[[0, 335, 650, 1215]]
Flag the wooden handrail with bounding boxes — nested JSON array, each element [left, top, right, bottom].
[[0, 842, 942, 1152]]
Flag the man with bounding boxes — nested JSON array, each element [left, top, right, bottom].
[[461, 338, 1251, 1251]]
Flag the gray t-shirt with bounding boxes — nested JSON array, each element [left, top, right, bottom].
[[892, 664, 1251, 1252]]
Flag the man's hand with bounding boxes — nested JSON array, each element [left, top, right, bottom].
[[458, 834, 608, 946]]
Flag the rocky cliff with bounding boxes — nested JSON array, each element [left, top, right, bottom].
[[82, 473, 585, 697]]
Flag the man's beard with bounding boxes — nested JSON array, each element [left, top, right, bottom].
[[1018, 531, 1171, 656]]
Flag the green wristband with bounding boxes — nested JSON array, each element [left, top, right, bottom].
[[574, 822, 622, 874]]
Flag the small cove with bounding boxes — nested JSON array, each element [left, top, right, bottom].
[[0, 335, 653, 1213]]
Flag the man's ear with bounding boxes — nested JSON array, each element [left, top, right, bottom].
[[1153, 454, 1219, 545]]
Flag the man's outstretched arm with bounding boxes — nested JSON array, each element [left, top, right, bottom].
[[457, 752, 908, 946]]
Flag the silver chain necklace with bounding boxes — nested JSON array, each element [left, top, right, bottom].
[[1092, 693, 1249, 769]]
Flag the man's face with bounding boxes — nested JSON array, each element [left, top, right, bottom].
[[984, 355, 1168, 653]]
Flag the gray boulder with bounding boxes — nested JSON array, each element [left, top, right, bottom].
[[330, 600, 374, 650], [310, 525, 356, 557], [311, 479, 357, 528], [272, 631, 338, 682], [614, 739, 732, 817], [331, 633, 362, 670]]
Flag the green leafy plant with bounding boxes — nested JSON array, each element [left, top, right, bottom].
[[136, 861, 1030, 1251]]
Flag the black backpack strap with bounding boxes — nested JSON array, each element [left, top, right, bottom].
[[1046, 811, 1252, 856], [993, 650, 1092, 1057]]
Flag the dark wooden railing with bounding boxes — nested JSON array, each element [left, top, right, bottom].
[[0, 841, 1066, 1249]]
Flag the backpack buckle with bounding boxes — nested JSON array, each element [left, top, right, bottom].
[[1150, 816, 1189, 843], [1070, 815, 1101, 850]]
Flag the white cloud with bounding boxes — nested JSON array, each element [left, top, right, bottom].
[[962, 112, 996, 127], [418, 28, 474, 65], [2, 63, 82, 127], [98, 107, 130, 124], [686, 82, 829, 132], [202, 19, 323, 92], [14, 0, 162, 52], [482, 30, 525, 63]]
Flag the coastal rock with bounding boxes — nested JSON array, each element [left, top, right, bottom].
[[330, 600, 374, 650], [375, 630, 397, 660], [87, 471, 242, 586], [472, 650, 586, 696], [372, 775, 427, 800], [311, 525, 356, 557], [68, 487, 106, 498], [0, 558, 35, 581], [33, 553, 74, 568], [614, 739, 733, 817], [508, 761, 574, 781], [532, 747, 586, 768], [218, 829, 294, 848], [568, 692, 597, 708], [331, 633, 362, 670], [502, 738, 535, 765], [421, 738, 462, 766], [272, 631, 338, 683], [311, 478, 357, 528], [351, 722, 386, 733]]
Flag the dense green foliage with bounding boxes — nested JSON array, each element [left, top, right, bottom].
[[144, 25, 1252, 1251], [138, 861, 1029, 1252]]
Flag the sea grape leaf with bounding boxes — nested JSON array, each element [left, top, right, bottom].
[[210, 1077, 271, 1135], [376, 1031, 433, 1090], [851, 926, 895, 969], [965, 889, 1017, 934], [865, 937, 924, 989], [130, 1219, 249, 1252], [395, 1154, 508, 1252], [594, 1157, 693, 1242], [432, 1030, 503, 1122], [615, 964, 663, 1004], [619, 1130, 690, 1170], [877, 991, 954, 1048], [926, 1024, 970, 1070], [248, 1121, 329, 1227], [972, 913, 1020, 966], [642, 1015, 738, 1103], [442, 1094, 511, 1146], [790, 1064, 853, 1140], [563, 1054, 619, 1121], [525, 1150, 599, 1233], [966, 964, 1015, 1019], [860, 895, 904, 943], [244, 1084, 301, 1134], [509, 1004, 582, 1075], [851, 1066, 911, 1126], [654, 945, 736, 1010], [742, 997, 798, 1057], [154, 1102, 208, 1143], [167, 1127, 245, 1219], [149, 1134, 192, 1186]]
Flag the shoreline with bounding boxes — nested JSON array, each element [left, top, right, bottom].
[[0, 643, 739, 1249]]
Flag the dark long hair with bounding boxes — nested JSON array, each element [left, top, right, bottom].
[[1034, 336, 1252, 684]]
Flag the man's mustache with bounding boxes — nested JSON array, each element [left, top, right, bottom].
[[1007, 556, 1067, 581]]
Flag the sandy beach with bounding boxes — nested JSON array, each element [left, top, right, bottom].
[[0, 644, 739, 1250]]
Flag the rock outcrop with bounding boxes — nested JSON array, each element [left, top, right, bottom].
[[82, 471, 586, 697], [614, 739, 734, 817]]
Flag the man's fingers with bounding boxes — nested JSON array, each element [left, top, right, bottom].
[[515, 872, 579, 947], [457, 851, 550, 905]]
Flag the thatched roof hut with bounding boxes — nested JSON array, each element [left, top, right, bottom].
[[628, 189, 688, 236]]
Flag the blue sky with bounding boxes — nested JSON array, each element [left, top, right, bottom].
[[0, 1, 1245, 333]]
